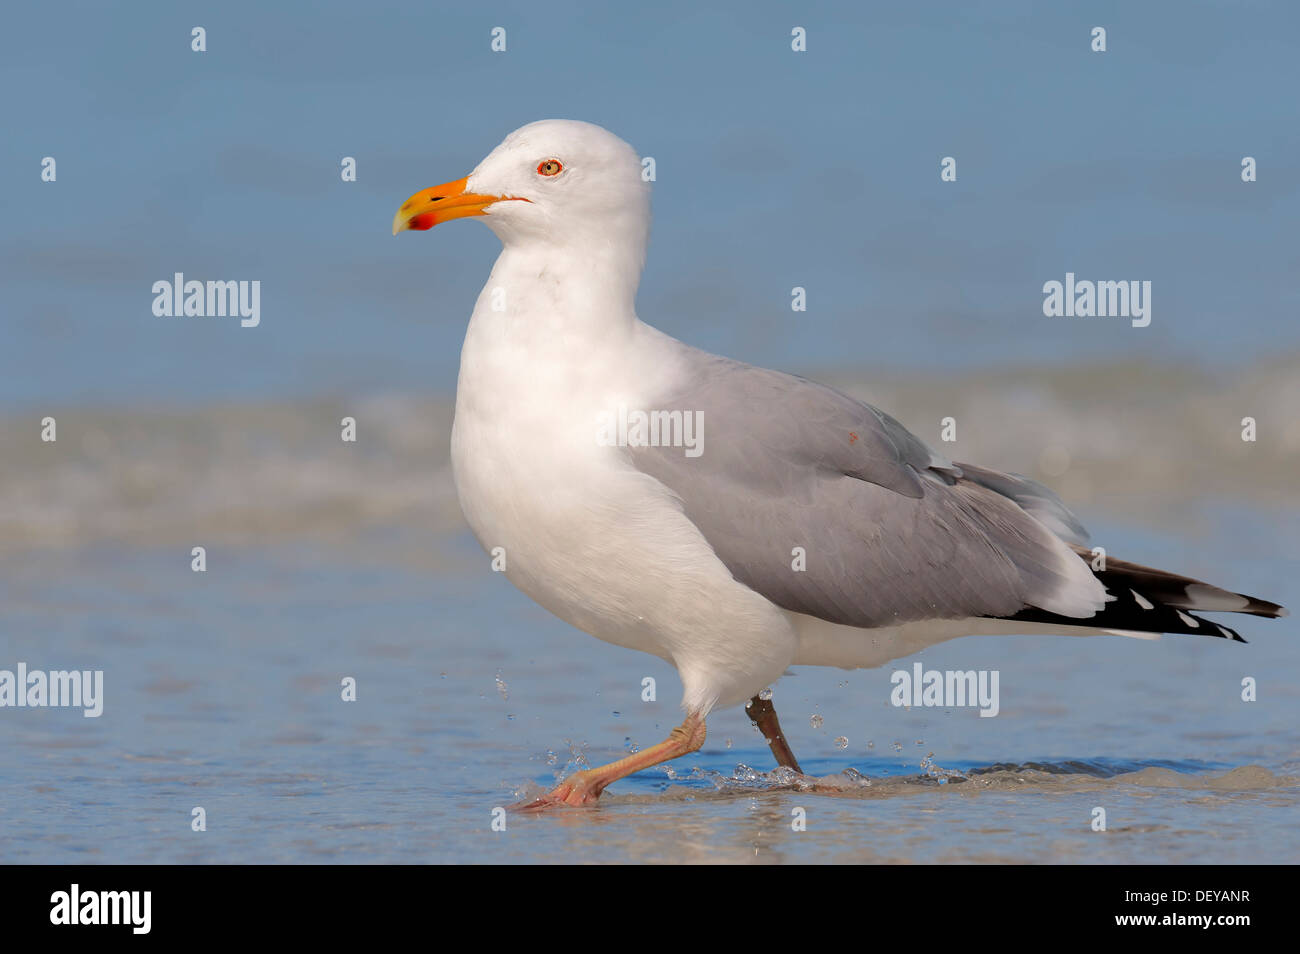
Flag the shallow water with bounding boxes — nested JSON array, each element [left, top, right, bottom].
[[1, 369, 1297, 864]]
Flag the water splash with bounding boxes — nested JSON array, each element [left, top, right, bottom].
[[918, 751, 966, 784], [557, 738, 590, 778]]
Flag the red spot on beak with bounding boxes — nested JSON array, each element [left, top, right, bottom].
[[408, 212, 438, 231]]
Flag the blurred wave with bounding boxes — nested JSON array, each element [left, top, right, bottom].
[[0, 395, 461, 553], [2, 354, 1297, 553]]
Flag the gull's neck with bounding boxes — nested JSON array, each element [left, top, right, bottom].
[[470, 232, 646, 348]]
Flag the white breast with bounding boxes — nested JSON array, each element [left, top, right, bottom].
[[448, 274, 796, 715]]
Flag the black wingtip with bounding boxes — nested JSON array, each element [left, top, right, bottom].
[[1236, 594, 1287, 618], [1247, 605, 1285, 619], [1205, 616, 1246, 643]]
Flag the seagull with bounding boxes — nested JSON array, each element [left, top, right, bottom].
[[393, 119, 1286, 809]]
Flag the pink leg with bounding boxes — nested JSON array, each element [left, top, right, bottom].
[[513, 713, 706, 811]]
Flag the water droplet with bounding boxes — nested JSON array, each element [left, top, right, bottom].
[[892, 741, 903, 752], [758, 687, 773, 701], [725, 737, 733, 749], [866, 740, 875, 749], [834, 735, 848, 749], [494, 671, 509, 701], [439, 672, 447, 679], [506, 713, 515, 721], [612, 711, 621, 717], [545, 750, 558, 765], [809, 714, 824, 729], [564, 738, 590, 770]]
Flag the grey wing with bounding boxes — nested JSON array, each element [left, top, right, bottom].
[[626, 350, 1106, 628], [954, 462, 1091, 547]]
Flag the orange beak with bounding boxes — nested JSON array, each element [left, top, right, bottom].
[[391, 177, 526, 235]]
